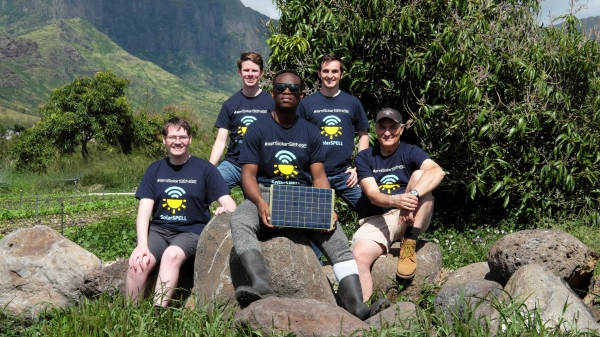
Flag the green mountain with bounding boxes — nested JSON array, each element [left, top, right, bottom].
[[1, 18, 230, 127], [0, 0, 272, 128]]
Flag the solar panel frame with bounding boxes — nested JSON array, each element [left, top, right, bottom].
[[269, 185, 335, 230]]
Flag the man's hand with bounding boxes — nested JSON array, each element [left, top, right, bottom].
[[129, 245, 151, 272], [257, 199, 274, 229], [321, 211, 339, 233], [344, 167, 359, 188], [397, 193, 418, 224]]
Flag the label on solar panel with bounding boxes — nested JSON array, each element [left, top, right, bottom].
[[269, 185, 335, 230]]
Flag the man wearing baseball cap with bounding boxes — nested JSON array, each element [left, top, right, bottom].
[[351, 108, 445, 301]]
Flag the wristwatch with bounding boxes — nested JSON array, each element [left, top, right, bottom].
[[409, 189, 420, 199]]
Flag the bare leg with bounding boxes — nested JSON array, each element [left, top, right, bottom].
[[352, 239, 386, 302], [126, 254, 158, 304], [153, 246, 187, 307]]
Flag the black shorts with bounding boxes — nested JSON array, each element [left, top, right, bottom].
[[148, 226, 199, 263]]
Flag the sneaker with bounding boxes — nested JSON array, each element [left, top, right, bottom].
[[396, 238, 417, 279]]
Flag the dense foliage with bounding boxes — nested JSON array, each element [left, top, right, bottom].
[[268, 0, 600, 223]]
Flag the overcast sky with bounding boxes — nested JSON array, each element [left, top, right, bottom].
[[239, 0, 599, 23]]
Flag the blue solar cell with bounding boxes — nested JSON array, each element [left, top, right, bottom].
[[269, 185, 334, 230]]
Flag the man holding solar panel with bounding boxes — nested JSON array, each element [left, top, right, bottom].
[[230, 69, 389, 320], [351, 108, 445, 302]]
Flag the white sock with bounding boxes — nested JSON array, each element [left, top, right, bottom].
[[333, 259, 359, 281]]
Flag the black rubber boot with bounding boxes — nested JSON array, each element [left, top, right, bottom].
[[235, 250, 276, 307], [337, 274, 390, 320]]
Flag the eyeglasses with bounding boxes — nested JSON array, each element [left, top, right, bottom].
[[166, 135, 190, 142], [274, 83, 301, 93]]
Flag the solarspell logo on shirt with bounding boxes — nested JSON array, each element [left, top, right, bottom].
[[378, 175, 401, 194], [162, 186, 187, 214], [237, 116, 257, 137], [273, 150, 298, 179], [320, 115, 343, 140]]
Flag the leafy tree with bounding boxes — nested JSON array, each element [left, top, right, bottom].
[[39, 70, 134, 158], [269, 0, 600, 222], [10, 123, 58, 173]]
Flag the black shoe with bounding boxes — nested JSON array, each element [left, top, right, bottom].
[[235, 250, 276, 307], [337, 274, 390, 320]]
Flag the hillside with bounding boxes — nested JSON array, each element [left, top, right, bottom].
[[1, 19, 230, 127], [0, 0, 272, 128], [579, 16, 600, 40], [0, 0, 271, 89]]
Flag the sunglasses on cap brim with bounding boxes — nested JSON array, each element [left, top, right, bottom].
[[274, 83, 301, 93]]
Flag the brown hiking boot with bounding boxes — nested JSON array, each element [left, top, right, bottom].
[[396, 238, 417, 279]]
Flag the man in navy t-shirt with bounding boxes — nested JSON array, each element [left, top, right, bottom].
[[230, 70, 389, 320], [296, 53, 370, 209], [126, 117, 236, 308], [209, 51, 275, 189], [352, 108, 445, 301]]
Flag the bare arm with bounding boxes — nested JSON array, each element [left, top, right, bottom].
[[129, 198, 154, 271], [208, 128, 230, 165], [411, 159, 445, 196], [241, 163, 273, 228], [213, 195, 237, 215], [357, 130, 370, 152]]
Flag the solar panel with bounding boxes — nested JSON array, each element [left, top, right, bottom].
[[269, 185, 335, 230]]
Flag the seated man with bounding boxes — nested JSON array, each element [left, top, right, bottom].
[[230, 70, 389, 320], [126, 117, 236, 307], [352, 108, 445, 301]]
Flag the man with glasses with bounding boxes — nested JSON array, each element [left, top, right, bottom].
[[209, 51, 274, 190], [351, 108, 445, 301], [230, 70, 389, 320], [126, 117, 236, 308], [297, 53, 369, 211]]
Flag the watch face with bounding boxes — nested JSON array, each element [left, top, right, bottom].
[[410, 189, 418, 196]]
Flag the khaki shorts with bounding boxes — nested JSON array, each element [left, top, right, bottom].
[[351, 209, 405, 254]]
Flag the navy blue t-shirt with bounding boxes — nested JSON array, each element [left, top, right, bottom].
[[355, 142, 429, 218], [239, 113, 326, 187], [135, 156, 230, 234], [215, 90, 275, 166], [296, 91, 369, 175]]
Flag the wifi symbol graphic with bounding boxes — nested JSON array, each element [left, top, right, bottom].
[[321, 115, 343, 139], [274, 150, 298, 179], [238, 116, 257, 136], [241, 116, 257, 125], [379, 175, 400, 194], [323, 115, 341, 125], [165, 186, 186, 198], [380, 175, 398, 184]]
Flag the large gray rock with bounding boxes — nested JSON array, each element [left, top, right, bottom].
[[441, 262, 496, 290], [434, 279, 503, 324], [365, 302, 418, 328], [487, 229, 599, 290], [79, 259, 194, 302], [193, 213, 336, 311], [503, 264, 600, 333], [0, 226, 101, 316], [234, 297, 368, 336], [371, 240, 442, 302]]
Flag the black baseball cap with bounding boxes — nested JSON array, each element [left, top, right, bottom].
[[375, 108, 403, 124]]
